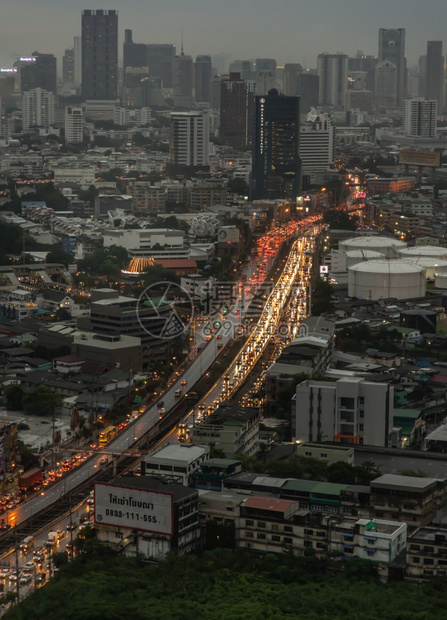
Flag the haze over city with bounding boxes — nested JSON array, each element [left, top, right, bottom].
[[1, 0, 447, 69]]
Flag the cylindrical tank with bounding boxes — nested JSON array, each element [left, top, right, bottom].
[[398, 246, 447, 260], [339, 236, 407, 258], [348, 260, 426, 300], [400, 257, 447, 280], [345, 249, 385, 270], [435, 273, 447, 289]]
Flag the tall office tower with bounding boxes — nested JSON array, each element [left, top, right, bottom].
[[195, 55, 212, 103], [170, 111, 209, 167], [173, 52, 193, 108], [297, 73, 319, 116], [299, 109, 334, 179], [123, 67, 151, 107], [251, 89, 301, 200], [81, 9, 118, 100], [404, 98, 437, 137], [0, 71, 17, 109], [229, 60, 254, 81], [123, 29, 147, 69], [255, 59, 277, 95], [219, 73, 247, 148], [146, 44, 176, 88], [425, 41, 444, 111], [378, 28, 406, 104], [317, 53, 348, 109], [65, 106, 84, 142], [210, 76, 222, 110], [63, 48, 75, 85], [74, 36, 82, 90], [22, 88, 55, 129], [282, 64, 302, 96], [374, 60, 398, 108], [20, 52, 57, 93], [418, 55, 427, 97]]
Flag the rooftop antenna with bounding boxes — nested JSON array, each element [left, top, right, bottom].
[[181, 30, 184, 56]]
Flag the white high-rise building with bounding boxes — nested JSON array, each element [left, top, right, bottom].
[[404, 98, 437, 138], [299, 108, 334, 176], [317, 53, 348, 109], [294, 377, 394, 447], [170, 111, 209, 167], [65, 106, 83, 143], [22, 88, 55, 130]]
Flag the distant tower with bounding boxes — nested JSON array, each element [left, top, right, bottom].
[[251, 89, 301, 200], [170, 112, 209, 167], [425, 41, 444, 112], [219, 72, 247, 148], [81, 9, 118, 100], [374, 60, 398, 109], [74, 36, 82, 91], [404, 98, 437, 138], [282, 63, 302, 96], [297, 73, 319, 116], [65, 106, 84, 143], [195, 55, 212, 103], [255, 58, 277, 95], [317, 53, 348, 109], [378, 28, 406, 104], [22, 88, 55, 129], [62, 48, 75, 85], [20, 52, 57, 93], [173, 49, 193, 109]]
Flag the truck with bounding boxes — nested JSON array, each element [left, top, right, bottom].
[[18, 468, 43, 492], [46, 531, 58, 549]]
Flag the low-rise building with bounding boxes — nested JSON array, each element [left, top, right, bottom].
[[141, 443, 210, 486], [406, 524, 447, 580], [370, 474, 444, 530], [190, 405, 260, 457]]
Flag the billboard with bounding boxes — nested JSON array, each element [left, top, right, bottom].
[[399, 150, 440, 167], [94, 482, 173, 535]]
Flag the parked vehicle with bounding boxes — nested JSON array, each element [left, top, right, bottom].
[[18, 469, 43, 492]]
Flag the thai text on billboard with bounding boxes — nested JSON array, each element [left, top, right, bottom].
[[94, 482, 173, 535], [399, 150, 440, 167]]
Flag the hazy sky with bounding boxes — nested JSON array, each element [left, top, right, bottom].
[[1, 0, 447, 70]]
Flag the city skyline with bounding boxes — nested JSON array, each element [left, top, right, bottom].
[[1, 0, 447, 71]]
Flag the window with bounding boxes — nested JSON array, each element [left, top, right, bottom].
[[245, 532, 254, 538], [359, 424, 364, 432], [316, 531, 326, 538], [284, 526, 293, 533], [424, 559, 434, 565], [423, 546, 434, 553], [257, 522, 266, 528], [412, 557, 420, 564], [316, 542, 326, 549], [340, 397, 354, 409], [320, 453, 327, 458], [272, 524, 280, 532], [304, 529, 314, 536], [344, 547, 354, 554], [304, 540, 313, 548], [246, 520, 254, 526], [284, 537, 293, 545], [305, 451, 312, 456], [257, 533, 266, 540], [272, 535, 280, 542], [409, 544, 420, 551]]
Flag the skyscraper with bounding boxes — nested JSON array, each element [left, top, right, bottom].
[[374, 60, 398, 109], [173, 52, 193, 109], [170, 112, 209, 167], [62, 48, 75, 85], [81, 9, 118, 100], [297, 73, 319, 116], [378, 28, 406, 104], [20, 52, 57, 93], [404, 98, 437, 138], [146, 44, 176, 88], [65, 106, 84, 143], [22, 88, 55, 129], [220, 72, 247, 148], [251, 89, 301, 201], [195, 55, 212, 103], [425, 41, 444, 111], [317, 53, 348, 109], [282, 63, 302, 96], [300, 109, 334, 178], [123, 29, 147, 69]]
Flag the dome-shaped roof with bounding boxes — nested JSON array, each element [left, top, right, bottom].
[[341, 236, 407, 249], [349, 259, 425, 274], [399, 246, 447, 259]]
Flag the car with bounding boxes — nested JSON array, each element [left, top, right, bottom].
[[86, 497, 94, 506], [0, 568, 10, 579], [79, 512, 89, 524], [67, 522, 78, 532], [9, 572, 18, 582], [23, 561, 35, 573], [180, 379, 187, 386], [33, 552, 45, 564], [56, 529, 65, 540], [157, 401, 164, 409], [174, 389, 181, 398], [20, 573, 32, 585], [35, 572, 46, 586], [99, 457, 108, 466]]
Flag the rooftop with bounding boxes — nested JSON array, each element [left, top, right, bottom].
[[243, 496, 297, 513], [371, 474, 438, 492]]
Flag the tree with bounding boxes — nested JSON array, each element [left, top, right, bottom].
[[227, 178, 249, 195], [3, 384, 24, 410], [22, 386, 62, 416], [323, 208, 358, 230], [46, 245, 73, 266], [311, 278, 334, 315]]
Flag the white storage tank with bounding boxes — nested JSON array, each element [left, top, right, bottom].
[[339, 236, 407, 259], [348, 260, 426, 300], [398, 246, 447, 260], [435, 273, 447, 289], [400, 257, 447, 280], [345, 249, 385, 270]]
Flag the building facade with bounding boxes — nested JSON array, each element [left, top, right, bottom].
[[170, 112, 209, 167], [81, 9, 118, 100], [317, 53, 348, 109]]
